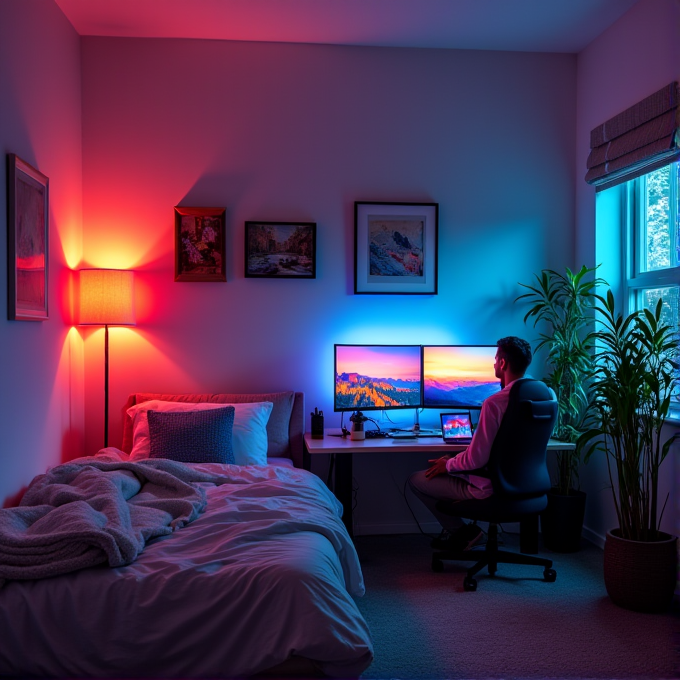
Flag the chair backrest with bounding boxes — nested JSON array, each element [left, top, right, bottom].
[[486, 378, 556, 499]]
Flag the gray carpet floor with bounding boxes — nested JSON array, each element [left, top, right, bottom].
[[352, 532, 679, 680]]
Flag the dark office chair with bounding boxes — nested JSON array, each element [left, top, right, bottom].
[[432, 378, 558, 591]]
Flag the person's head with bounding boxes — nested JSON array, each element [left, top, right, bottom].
[[494, 336, 532, 387]]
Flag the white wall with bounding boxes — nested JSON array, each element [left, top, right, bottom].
[[8, 1, 667, 539], [79, 38, 577, 533], [0, 0, 83, 507], [575, 0, 680, 543]]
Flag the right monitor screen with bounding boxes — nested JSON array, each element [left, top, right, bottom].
[[422, 345, 502, 408]]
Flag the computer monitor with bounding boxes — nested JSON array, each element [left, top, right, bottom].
[[422, 345, 501, 408], [334, 344, 422, 412]]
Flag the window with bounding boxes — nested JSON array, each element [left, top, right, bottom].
[[589, 83, 680, 417], [639, 164, 679, 272], [625, 161, 680, 414], [626, 162, 680, 317]]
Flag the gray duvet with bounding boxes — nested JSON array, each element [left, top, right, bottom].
[[0, 451, 373, 678]]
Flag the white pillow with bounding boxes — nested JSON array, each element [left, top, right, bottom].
[[127, 400, 273, 466]]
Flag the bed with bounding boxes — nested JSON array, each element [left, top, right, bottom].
[[0, 391, 374, 678]]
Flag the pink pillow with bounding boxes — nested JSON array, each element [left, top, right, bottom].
[[126, 400, 273, 466]]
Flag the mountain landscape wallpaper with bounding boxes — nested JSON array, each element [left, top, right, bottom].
[[423, 345, 501, 407], [335, 345, 422, 410]]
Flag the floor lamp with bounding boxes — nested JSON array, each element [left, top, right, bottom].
[[79, 269, 136, 448]]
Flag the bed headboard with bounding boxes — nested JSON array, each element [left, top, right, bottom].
[[121, 391, 305, 468]]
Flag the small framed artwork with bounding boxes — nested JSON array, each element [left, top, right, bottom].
[[174, 206, 227, 282], [245, 221, 316, 279], [7, 154, 49, 320], [354, 201, 438, 295]]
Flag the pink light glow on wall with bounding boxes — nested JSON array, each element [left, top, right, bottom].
[[79, 35, 577, 452]]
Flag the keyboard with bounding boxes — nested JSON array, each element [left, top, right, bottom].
[[387, 429, 442, 439], [363, 429, 443, 439], [387, 432, 418, 439]]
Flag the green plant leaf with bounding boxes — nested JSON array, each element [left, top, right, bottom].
[[515, 265, 608, 492]]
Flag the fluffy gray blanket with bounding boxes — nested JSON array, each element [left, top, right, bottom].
[[0, 454, 231, 586]]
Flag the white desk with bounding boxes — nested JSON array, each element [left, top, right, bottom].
[[304, 430, 574, 542]]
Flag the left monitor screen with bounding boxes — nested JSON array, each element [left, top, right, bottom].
[[334, 344, 422, 412]]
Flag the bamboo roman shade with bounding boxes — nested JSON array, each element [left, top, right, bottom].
[[585, 81, 679, 190]]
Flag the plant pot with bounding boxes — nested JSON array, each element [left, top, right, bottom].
[[604, 529, 678, 613], [350, 423, 365, 440], [540, 489, 586, 552]]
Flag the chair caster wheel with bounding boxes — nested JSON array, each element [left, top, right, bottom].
[[432, 558, 443, 573], [463, 576, 477, 591], [488, 565, 497, 576], [544, 568, 557, 582]]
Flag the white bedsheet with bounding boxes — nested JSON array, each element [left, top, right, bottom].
[[0, 451, 373, 678]]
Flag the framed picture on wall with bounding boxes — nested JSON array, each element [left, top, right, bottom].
[[174, 206, 227, 282], [7, 154, 49, 320], [354, 201, 438, 294], [245, 221, 316, 279]]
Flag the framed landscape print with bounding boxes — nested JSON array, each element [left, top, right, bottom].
[[245, 221, 316, 279], [354, 201, 438, 294], [174, 206, 227, 282], [8, 154, 49, 320]]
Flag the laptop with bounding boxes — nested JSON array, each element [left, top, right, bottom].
[[440, 412, 474, 445]]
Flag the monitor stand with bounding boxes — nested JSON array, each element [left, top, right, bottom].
[[400, 409, 438, 436]]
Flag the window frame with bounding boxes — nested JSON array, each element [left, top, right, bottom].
[[623, 162, 680, 315], [620, 162, 680, 419]]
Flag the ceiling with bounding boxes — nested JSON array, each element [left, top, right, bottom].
[[54, 0, 640, 53]]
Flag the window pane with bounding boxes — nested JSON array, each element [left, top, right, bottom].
[[641, 286, 680, 408], [644, 165, 672, 271], [642, 286, 679, 330]]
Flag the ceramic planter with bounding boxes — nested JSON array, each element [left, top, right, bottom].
[[603, 529, 678, 613]]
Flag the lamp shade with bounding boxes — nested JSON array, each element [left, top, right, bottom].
[[79, 269, 135, 326]]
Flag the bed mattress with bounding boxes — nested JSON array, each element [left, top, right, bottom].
[[0, 452, 373, 678]]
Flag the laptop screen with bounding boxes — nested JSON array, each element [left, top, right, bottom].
[[440, 412, 473, 441]]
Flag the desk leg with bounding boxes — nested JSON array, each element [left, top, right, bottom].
[[519, 515, 539, 554], [334, 452, 353, 539]]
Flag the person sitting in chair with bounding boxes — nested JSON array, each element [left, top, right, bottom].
[[408, 336, 534, 551]]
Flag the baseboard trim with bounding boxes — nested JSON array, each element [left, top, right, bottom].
[[354, 521, 608, 549], [354, 521, 441, 536], [353, 521, 522, 536], [582, 525, 606, 549]]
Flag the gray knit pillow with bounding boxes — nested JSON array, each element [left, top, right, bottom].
[[147, 407, 235, 464]]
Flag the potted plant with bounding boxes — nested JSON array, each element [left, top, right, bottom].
[[516, 265, 606, 552], [579, 290, 679, 612]]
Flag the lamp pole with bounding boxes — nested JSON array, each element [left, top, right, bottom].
[[104, 324, 110, 447]]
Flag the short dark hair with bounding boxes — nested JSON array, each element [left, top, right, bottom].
[[496, 336, 532, 374]]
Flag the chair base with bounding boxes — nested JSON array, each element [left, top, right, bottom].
[[431, 524, 556, 591]]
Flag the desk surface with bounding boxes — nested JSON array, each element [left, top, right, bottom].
[[304, 430, 575, 454]]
